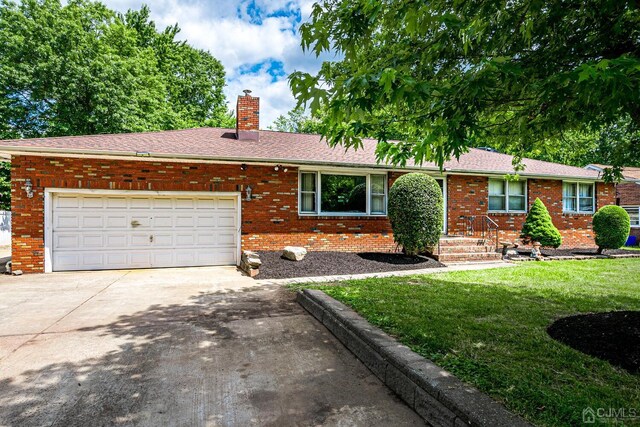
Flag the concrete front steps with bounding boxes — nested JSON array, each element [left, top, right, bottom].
[[433, 237, 503, 263]]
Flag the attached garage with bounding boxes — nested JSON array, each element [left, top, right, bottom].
[[44, 190, 240, 272]]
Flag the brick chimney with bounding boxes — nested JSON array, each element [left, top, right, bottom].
[[236, 89, 259, 141]]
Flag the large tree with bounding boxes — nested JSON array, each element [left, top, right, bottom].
[[0, 0, 231, 139], [290, 0, 640, 180]]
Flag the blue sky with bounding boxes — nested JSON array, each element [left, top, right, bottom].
[[100, 0, 325, 127]]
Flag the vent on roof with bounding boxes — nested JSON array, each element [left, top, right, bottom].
[[477, 146, 499, 153]]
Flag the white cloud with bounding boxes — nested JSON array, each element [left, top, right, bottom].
[[99, 0, 323, 127]]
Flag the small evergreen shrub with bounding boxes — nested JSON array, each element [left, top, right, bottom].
[[592, 205, 630, 253], [520, 198, 562, 248], [388, 173, 443, 255]]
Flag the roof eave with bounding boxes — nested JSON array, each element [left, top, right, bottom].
[[0, 146, 603, 181]]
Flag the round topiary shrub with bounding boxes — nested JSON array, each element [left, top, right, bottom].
[[520, 198, 562, 248], [592, 205, 630, 253], [388, 173, 443, 255]]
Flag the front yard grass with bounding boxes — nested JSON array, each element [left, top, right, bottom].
[[304, 259, 640, 426]]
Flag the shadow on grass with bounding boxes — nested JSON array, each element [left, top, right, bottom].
[[315, 272, 640, 426]]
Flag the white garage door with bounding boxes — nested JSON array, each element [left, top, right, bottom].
[[50, 193, 239, 271]]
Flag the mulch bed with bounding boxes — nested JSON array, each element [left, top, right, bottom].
[[255, 251, 443, 280], [516, 247, 639, 257], [548, 311, 640, 373]]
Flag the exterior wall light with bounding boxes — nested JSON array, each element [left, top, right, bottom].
[[274, 164, 288, 172], [240, 163, 248, 171], [24, 178, 34, 198], [245, 185, 252, 201]]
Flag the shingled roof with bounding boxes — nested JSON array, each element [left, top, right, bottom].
[[0, 127, 601, 180]]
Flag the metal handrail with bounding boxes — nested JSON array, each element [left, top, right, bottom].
[[462, 215, 500, 250]]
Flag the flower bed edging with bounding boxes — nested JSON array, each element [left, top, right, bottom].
[[297, 289, 533, 427]]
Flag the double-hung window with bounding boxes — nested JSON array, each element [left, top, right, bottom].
[[488, 179, 527, 212], [563, 182, 595, 213], [299, 171, 388, 215], [622, 206, 640, 227]]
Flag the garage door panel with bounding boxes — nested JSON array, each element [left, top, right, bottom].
[[82, 234, 104, 247], [217, 214, 236, 228], [217, 232, 237, 246], [130, 198, 153, 209], [106, 197, 127, 209], [130, 234, 152, 247], [54, 234, 79, 249], [82, 197, 104, 208], [106, 234, 127, 248], [175, 199, 195, 209], [175, 216, 195, 227], [55, 215, 79, 229], [51, 193, 238, 271], [56, 196, 80, 209], [153, 198, 173, 209], [106, 215, 128, 228], [197, 216, 216, 227], [176, 234, 196, 246], [153, 216, 173, 227], [82, 216, 104, 228], [218, 198, 236, 210], [153, 234, 173, 246]]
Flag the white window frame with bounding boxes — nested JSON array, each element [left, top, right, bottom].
[[488, 179, 528, 213], [298, 170, 388, 216], [563, 181, 596, 214], [622, 206, 640, 228]]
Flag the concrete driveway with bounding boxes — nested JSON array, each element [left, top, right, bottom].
[[0, 267, 422, 426]]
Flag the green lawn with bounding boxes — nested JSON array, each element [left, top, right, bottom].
[[303, 259, 640, 426], [624, 246, 640, 251]]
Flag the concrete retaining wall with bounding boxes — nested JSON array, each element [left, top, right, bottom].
[[297, 289, 532, 427]]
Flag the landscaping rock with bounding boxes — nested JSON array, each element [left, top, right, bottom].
[[240, 250, 261, 277], [242, 250, 262, 268], [282, 246, 307, 261]]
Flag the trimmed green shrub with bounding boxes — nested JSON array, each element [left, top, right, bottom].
[[520, 198, 562, 248], [592, 205, 630, 253], [388, 173, 443, 255]]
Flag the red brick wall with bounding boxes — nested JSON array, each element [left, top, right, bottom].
[[11, 155, 617, 272], [617, 182, 640, 206], [11, 155, 398, 272], [445, 175, 615, 247], [236, 94, 260, 132]]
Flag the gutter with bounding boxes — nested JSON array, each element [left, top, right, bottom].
[[0, 145, 606, 182]]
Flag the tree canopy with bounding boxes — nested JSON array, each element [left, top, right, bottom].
[[0, 0, 233, 139], [290, 0, 640, 180], [269, 106, 324, 134]]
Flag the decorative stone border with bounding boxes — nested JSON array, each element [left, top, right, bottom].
[[297, 289, 533, 427]]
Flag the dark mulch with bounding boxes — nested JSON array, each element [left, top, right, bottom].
[[548, 311, 640, 373], [517, 247, 639, 257], [255, 251, 443, 280]]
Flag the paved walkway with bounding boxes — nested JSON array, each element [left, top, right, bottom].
[[255, 261, 515, 285], [0, 267, 422, 426]]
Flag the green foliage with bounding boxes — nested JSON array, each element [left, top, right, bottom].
[[0, 161, 9, 211], [269, 106, 324, 134], [592, 205, 631, 252], [320, 175, 366, 212], [291, 1, 640, 179], [0, 1, 230, 139], [520, 198, 562, 248], [388, 173, 443, 255], [306, 259, 640, 427]]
